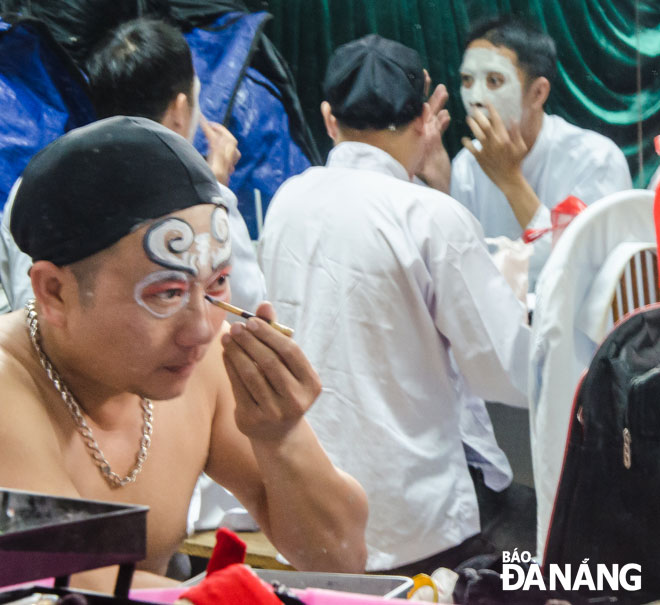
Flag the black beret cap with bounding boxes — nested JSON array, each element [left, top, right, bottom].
[[11, 115, 224, 266], [323, 34, 425, 130]]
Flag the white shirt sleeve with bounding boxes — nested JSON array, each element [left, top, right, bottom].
[[526, 203, 552, 292], [216, 182, 267, 317], [0, 179, 35, 311], [425, 203, 531, 407]]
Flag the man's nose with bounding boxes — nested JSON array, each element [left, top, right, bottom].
[[471, 78, 487, 102], [176, 289, 216, 347]]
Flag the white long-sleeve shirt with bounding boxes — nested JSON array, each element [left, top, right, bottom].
[[259, 141, 530, 570]]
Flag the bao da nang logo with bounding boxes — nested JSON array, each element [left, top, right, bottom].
[[500, 550, 642, 592]]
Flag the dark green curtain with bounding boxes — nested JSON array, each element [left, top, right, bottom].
[[261, 0, 660, 187]]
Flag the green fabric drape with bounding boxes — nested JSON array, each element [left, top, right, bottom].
[[264, 0, 660, 187]]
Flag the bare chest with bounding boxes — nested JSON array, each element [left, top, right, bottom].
[[59, 397, 214, 573]]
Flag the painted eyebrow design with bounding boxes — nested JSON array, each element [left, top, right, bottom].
[[212, 258, 232, 272]]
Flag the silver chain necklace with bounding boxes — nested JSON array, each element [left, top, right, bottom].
[[25, 299, 154, 488]]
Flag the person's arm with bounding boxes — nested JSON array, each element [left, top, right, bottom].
[[526, 204, 552, 291], [461, 104, 540, 229], [70, 567, 179, 592], [207, 307, 368, 573], [423, 205, 531, 407]]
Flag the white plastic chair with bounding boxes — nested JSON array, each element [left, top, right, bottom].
[[529, 188, 656, 559], [577, 243, 658, 340]]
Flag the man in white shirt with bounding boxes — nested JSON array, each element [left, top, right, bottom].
[[260, 34, 531, 574], [451, 16, 632, 290], [0, 17, 266, 316]]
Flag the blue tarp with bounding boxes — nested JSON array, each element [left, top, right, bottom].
[[0, 17, 95, 212], [186, 12, 311, 239], [0, 12, 312, 241]]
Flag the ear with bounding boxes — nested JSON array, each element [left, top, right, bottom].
[[321, 101, 339, 141], [528, 76, 550, 110], [160, 92, 190, 138], [30, 261, 74, 328]]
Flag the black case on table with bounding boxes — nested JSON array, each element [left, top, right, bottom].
[[0, 488, 148, 599]]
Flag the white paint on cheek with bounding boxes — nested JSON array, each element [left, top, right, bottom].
[[460, 47, 523, 127], [81, 288, 95, 304]]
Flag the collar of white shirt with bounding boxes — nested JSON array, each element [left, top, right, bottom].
[[327, 141, 410, 182]]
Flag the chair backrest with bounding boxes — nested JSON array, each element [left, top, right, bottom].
[[611, 246, 659, 324], [530, 188, 656, 559], [576, 243, 658, 343]]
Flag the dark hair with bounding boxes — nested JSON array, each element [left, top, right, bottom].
[[68, 250, 107, 306], [466, 15, 557, 86], [85, 17, 194, 121]]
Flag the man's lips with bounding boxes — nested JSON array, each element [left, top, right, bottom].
[[163, 355, 203, 376], [163, 363, 196, 378]]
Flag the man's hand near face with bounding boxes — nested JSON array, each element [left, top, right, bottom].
[[201, 116, 241, 186], [415, 72, 452, 193], [461, 102, 541, 229], [221, 302, 320, 441], [219, 302, 368, 572]]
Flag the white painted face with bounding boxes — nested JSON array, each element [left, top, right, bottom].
[[187, 76, 202, 142], [460, 47, 523, 127]]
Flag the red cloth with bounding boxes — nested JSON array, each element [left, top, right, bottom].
[[178, 528, 281, 605], [549, 195, 587, 245], [206, 527, 247, 573], [178, 562, 282, 605]]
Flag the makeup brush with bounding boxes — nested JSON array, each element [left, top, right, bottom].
[[205, 296, 294, 337]]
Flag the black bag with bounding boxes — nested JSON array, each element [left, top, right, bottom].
[[544, 303, 660, 603]]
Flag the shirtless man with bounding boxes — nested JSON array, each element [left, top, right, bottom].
[[0, 116, 368, 591]]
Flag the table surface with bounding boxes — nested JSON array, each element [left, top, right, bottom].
[[179, 530, 294, 570]]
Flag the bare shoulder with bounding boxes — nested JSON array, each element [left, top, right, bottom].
[[0, 310, 42, 399], [0, 311, 79, 495]]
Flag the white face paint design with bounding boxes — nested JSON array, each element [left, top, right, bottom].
[[142, 206, 230, 276], [187, 76, 202, 142], [460, 47, 523, 127], [135, 206, 231, 318]]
